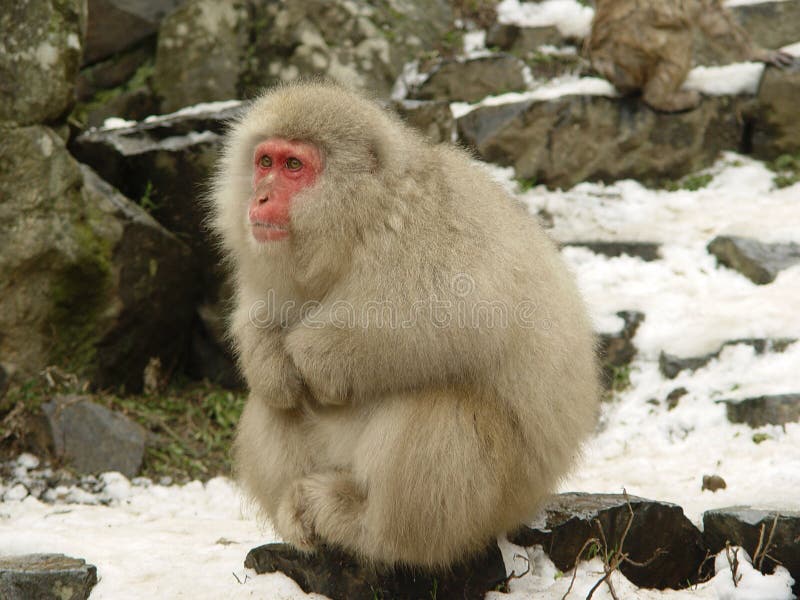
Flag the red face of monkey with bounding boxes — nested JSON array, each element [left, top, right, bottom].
[[249, 138, 322, 242]]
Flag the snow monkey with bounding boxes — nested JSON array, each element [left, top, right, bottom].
[[588, 0, 794, 112], [210, 82, 600, 569]]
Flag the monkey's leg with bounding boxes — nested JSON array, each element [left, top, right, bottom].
[[642, 57, 700, 112], [290, 392, 525, 568], [235, 396, 316, 548]]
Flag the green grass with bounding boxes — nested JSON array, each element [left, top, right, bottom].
[[768, 153, 800, 189], [1, 373, 245, 482], [665, 173, 713, 192]]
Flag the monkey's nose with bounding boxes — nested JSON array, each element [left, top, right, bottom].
[[257, 194, 269, 204]]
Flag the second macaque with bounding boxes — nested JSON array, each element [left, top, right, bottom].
[[587, 0, 794, 112]]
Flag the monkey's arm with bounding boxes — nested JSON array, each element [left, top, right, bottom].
[[232, 306, 311, 410], [284, 291, 507, 406], [697, 0, 793, 65]]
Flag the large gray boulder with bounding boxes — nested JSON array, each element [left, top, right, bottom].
[[409, 54, 528, 103], [39, 395, 147, 477], [457, 94, 746, 189], [0, 125, 197, 390], [0, 0, 87, 125], [750, 63, 800, 160], [707, 235, 800, 285], [153, 0, 454, 112]]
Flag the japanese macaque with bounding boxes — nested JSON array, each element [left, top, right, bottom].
[[210, 81, 599, 569], [587, 0, 794, 112]]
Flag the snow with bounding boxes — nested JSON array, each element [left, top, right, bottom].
[[496, 0, 594, 38], [2, 152, 798, 597], [683, 63, 765, 96]]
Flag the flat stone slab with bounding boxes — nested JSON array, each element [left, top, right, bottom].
[[0, 554, 97, 600], [509, 493, 709, 590], [707, 235, 800, 285], [659, 338, 795, 379], [245, 542, 506, 600], [721, 393, 800, 427]]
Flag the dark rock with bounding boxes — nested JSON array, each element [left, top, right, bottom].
[[509, 493, 710, 589], [695, 1, 800, 66], [83, 0, 182, 65], [0, 0, 87, 125], [486, 23, 565, 53], [659, 352, 714, 380], [76, 42, 154, 101], [410, 54, 527, 103], [0, 553, 97, 600], [701, 474, 727, 493], [1, 126, 197, 389], [703, 506, 800, 593], [245, 542, 507, 600], [566, 241, 660, 261], [457, 94, 746, 189], [392, 100, 455, 144], [751, 62, 800, 160], [39, 395, 147, 477], [659, 338, 795, 379], [721, 394, 800, 427], [186, 301, 242, 388], [598, 311, 644, 390], [708, 235, 800, 284], [83, 88, 161, 129], [666, 387, 688, 410], [70, 101, 241, 293]]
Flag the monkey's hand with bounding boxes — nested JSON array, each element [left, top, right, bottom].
[[284, 326, 351, 407], [752, 48, 795, 67], [235, 322, 312, 410]]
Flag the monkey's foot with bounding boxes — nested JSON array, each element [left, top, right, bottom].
[[276, 472, 365, 553], [643, 90, 701, 113], [244, 542, 507, 600]]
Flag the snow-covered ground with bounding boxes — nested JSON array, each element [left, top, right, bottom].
[[2, 155, 798, 598]]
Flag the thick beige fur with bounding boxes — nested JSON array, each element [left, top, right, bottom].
[[210, 81, 600, 569], [588, 0, 768, 112]]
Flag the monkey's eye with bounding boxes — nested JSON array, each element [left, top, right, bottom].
[[258, 155, 272, 168], [286, 157, 303, 171]]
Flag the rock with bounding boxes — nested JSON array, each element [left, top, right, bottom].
[[186, 301, 243, 388], [83, 0, 182, 65], [707, 235, 800, 284], [597, 311, 644, 390], [509, 493, 710, 589], [659, 338, 795, 379], [245, 542, 506, 600], [0, 0, 87, 125], [665, 387, 688, 410], [565, 241, 661, 262], [410, 55, 527, 103], [76, 43, 154, 101], [153, 0, 454, 112], [695, 0, 800, 66], [0, 553, 98, 600], [39, 395, 147, 477], [153, 0, 246, 113], [457, 94, 746, 189], [392, 100, 455, 144], [751, 63, 800, 160], [486, 23, 566, 54], [0, 125, 197, 389], [721, 394, 800, 427], [701, 474, 727, 493], [703, 507, 800, 593]]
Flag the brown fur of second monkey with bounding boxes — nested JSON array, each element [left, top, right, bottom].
[[588, 0, 789, 112], [210, 82, 600, 569]]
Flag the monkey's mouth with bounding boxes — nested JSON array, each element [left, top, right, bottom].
[[251, 221, 289, 242]]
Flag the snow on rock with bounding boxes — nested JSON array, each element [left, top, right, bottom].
[[496, 0, 594, 38], [683, 62, 765, 96]]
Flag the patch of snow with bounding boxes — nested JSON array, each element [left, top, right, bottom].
[[712, 547, 795, 600], [463, 30, 487, 56], [496, 0, 594, 38], [781, 41, 800, 56], [101, 117, 137, 130], [683, 62, 765, 96], [451, 76, 616, 118], [143, 99, 243, 124]]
